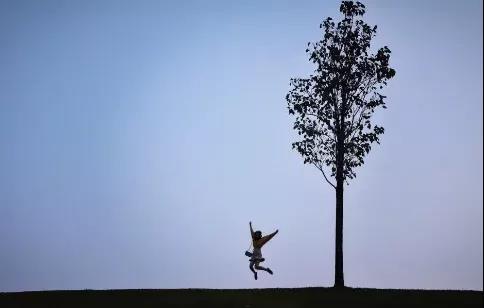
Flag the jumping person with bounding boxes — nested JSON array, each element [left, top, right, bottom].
[[248, 221, 278, 280]]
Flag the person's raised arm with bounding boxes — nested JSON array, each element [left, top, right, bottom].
[[249, 221, 255, 239], [259, 229, 278, 247]]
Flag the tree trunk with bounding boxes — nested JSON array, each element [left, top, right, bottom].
[[334, 113, 345, 288], [334, 176, 344, 288]]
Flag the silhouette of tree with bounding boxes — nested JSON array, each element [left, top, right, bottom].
[[286, 1, 395, 288]]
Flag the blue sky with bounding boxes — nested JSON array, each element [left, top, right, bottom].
[[0, 0, 482, 291]]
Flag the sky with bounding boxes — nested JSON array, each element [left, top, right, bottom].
[[0, 0, 482, 292]]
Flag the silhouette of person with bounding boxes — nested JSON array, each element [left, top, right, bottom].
[[249, 221, 278, 280]]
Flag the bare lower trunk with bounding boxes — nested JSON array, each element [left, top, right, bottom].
[[334, 178, 344, 288]]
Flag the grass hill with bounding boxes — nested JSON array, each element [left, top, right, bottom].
[[1, 287, 482, 308]]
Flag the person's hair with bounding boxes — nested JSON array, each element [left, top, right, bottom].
[[254, 231, 262, 240]]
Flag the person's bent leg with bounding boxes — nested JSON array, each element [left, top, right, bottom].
[[249, 261, 257, 280], [249, 261, 256, 273], [255, 264, 273, 275]]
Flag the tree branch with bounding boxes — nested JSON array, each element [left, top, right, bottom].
[[314, 163, 336, 189]]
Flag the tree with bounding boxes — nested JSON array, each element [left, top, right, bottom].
[[286, 1, 395, 288]]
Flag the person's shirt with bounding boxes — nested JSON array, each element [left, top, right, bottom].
[[252, 232, 276, 249]]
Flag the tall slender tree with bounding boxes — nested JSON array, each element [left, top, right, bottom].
[[286, 1, 395, 288]]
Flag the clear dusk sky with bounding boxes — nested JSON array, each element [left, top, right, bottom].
[[0, 0, 482, 292]]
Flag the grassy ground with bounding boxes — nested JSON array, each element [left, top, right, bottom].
[[1, 287, 482, 308]]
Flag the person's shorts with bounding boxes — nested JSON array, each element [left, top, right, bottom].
[[250, 249, 264, 263]]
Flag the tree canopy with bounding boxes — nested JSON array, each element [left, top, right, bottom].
[[286, 1, 395, 187]]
